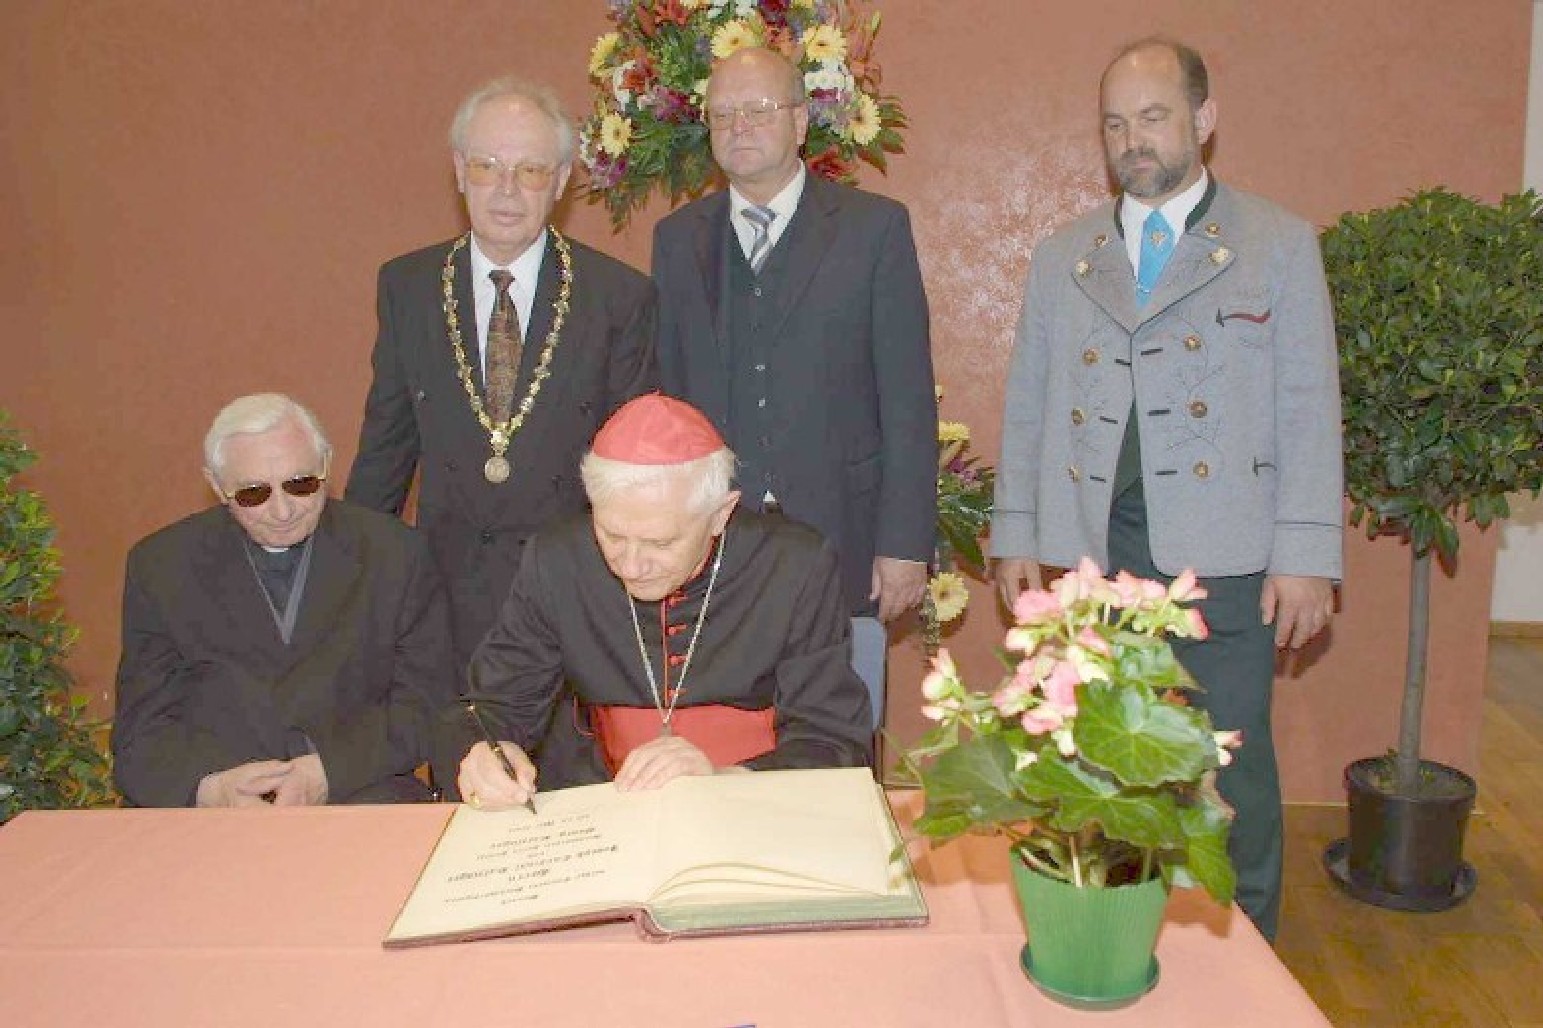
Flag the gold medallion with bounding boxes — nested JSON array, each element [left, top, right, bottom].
[[484, 455, 511, 484]]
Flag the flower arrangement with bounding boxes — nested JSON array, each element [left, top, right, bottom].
[[899, 559, 1239, 902], [921, 403, 993, 650], [580, 0, 907, 228]]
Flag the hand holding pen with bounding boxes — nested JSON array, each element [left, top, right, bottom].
[[460, 702, 538, 814]]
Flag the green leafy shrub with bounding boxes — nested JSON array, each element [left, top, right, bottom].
[[0, 414, 115, 819]]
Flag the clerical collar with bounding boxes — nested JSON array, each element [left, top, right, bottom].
[[243, 534, 315, 644]]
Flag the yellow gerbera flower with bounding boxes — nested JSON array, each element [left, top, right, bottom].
[[588, 32, 620, 78], [712, 20, 762, 59], [599, 113, 633, 157], [930, 572, 970, 624], [802, 24, 847, 63], [938, 420, 971, 445], [849, 93, 881, 146]]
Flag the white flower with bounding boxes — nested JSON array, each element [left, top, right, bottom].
[[611, 61, 637, 107], [804, 61, 854, 98]]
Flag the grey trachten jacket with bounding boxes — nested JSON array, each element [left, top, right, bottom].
[[992, 183, 1344, 580]]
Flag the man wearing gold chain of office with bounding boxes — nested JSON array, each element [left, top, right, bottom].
[[347, 78, 657, 787]]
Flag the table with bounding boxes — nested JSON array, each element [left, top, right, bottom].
[[0, 794, 1329, 1026]]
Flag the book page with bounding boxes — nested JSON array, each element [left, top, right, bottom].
[[386, 784, 662, 942], [386, 768, 925, 945], [649, 767, 893, 904]]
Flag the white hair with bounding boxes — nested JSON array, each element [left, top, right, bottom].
[[580, 448, 737, 516], [449, 76, 577, 166], [203, 393, 330, 476]]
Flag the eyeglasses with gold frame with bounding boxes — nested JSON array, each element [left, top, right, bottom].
[[462, 154, 558, 189]]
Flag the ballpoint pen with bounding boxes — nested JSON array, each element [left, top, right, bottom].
[[464, 701, 537, 815]]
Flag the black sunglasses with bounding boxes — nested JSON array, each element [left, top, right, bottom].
[[226, 474, 327, 509]]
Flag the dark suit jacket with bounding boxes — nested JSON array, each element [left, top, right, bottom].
[[112, 501, 455, 807], [345, 232, 657, 668], [651, 175, 936, 613]]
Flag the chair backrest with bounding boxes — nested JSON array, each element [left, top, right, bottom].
[[849, 616, 888, 733]]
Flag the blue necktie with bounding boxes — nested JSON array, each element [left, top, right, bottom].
[[742, 205, 775, 274], [1135, 209, 1176, 307]]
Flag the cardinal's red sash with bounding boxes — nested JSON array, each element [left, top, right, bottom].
[[592, 705, 776, 775]]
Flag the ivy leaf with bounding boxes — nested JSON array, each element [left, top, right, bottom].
[[1074, 680, 1215, 787], [917, 734, 1043, 833], [1165, 792, 1236, 905], [1019, 754, 1185, 850]]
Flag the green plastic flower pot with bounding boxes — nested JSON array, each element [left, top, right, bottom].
[[1011, 856, 1167, 1010]]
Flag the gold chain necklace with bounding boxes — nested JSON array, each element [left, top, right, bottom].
[[440, 230, 573, 483], [624, 532, 727, 737]]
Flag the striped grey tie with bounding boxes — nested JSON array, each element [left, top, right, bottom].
[[742, 205, 776, 273]]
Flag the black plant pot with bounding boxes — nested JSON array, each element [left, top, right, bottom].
[[1322, 756, 1477, 911]]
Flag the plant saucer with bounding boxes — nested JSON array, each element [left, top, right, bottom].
[[1322, 837, 1477, 912], [1019, 947, 1160, 1011]]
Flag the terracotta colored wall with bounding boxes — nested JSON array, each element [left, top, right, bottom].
[[1, 1, 1529, 802]]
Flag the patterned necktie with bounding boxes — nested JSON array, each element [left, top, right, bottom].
[[742, 205, 776, 274], [486, 269, 522, 423], [1135, 209, 1177, 307]]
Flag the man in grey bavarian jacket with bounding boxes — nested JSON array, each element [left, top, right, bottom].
[[992, 38, 1343, 942]]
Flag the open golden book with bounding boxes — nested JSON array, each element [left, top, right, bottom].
[[383, 766, 927, 946]]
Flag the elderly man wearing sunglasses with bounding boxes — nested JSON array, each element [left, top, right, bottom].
[[112, 393, 457, 808]]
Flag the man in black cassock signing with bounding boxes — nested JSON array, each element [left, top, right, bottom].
[[446, 394, 872, 809]]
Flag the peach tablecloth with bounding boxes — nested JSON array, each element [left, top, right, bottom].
[[0, 793, 1328, 1027]]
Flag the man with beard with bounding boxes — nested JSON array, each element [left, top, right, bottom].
[[347, 78, 656, 785], [991, 38, 1343, 942]]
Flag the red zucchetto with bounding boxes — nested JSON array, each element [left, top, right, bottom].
[[590, 393, 726, 465]]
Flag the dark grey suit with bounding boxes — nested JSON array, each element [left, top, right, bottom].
[[651, 175, 936, 615], [113, 501, 455, 807]]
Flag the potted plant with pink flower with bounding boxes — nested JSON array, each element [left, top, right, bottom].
[[898, 558, 1239, 1010]]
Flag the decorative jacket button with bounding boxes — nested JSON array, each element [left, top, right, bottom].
[[1193, 461, 1211, 479], [479, 530, 495, 544], [1081, 348, 1099, 365], [1070, 408, 1086, 426], [1075, 259, 1091, 276], [1068, 466, 1082, 482], [1184, 334, 1202, 351], [1209, 247, 1231, 265], [1188, 400, 1208, 418]]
